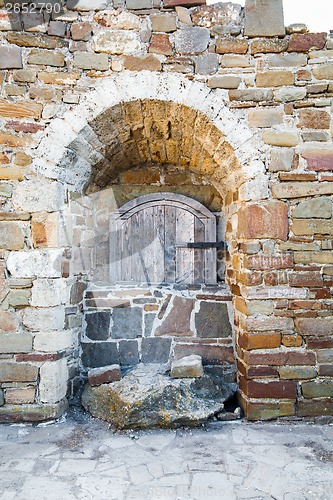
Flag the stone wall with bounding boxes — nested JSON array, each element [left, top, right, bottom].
[[0, 0, 332, 421]]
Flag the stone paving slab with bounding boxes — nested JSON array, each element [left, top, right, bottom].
[[1, 410, 333, 499]]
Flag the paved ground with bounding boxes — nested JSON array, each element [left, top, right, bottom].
[[1, 410, 333, 500]]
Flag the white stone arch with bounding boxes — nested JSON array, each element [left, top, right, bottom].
[[32, 71, 268, 197]]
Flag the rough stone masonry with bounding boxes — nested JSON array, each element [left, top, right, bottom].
[[0, 0, 332, 423]]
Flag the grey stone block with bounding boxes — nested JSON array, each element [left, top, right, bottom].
[[195, 302, 232, 339], [141, 338, 172, 364], [81, 342, 119, 368], [244, 0, 285, 37], [144, 313, 156, 337], [85, 312, 111, 341], [126, 0, 153, 9], [119, 340, 140, 366], [173, 27, 210, 55], [195, 54, 219, 75], [0, 390, 4, 407], [111, 308, 142, 339]]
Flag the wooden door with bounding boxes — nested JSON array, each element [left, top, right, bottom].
[[110, 193, 217, 285]]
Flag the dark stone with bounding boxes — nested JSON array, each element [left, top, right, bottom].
[[85, 312, 111, 340], [156, 296, 194, 337], [88, 365, 122, 386], [119, 340, 140, 366], [81, 364, 237, 429], [195, 302, 232, 338], [70, 281, 87, 305], [144, 313, 156, 337], [111, 307, 142, 339], [81, 342, 119, 368], [141, 338, 172, 364]]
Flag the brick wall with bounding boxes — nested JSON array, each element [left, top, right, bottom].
[[0, 0, 332, 421]]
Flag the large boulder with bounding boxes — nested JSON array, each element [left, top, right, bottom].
[[81, 364, 236, 429]]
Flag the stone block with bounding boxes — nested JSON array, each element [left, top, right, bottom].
[[12, 180, 64, 213], [239, 332, 281, 350], [88, 364, 122, 386], [81, 342, 119, 368], [0, 99, 42, 119], [111, 307, 142, 340], [229, 89, 273, 102], [297, 399, 333, 417], [149, 34, 173, 55], [0, 45, 22, 69], [250, 38, 288, 55], [302, 380, 333, 399], [279, 366, 317, 380], [85, 311, 111, 341], [0, 362, 38, 382], [313, 64, 333, 80], [0, 332, 32, 353], [263, 130, 299, 147], [0, 166, 24, 181], [237, 201, 288, 241], [317, 350, 333, 364], [248, 108, 283, 128], [156, 296, 194, 337], [31, 212, 62, 249], [244, 0, 285, 37], [208, 75, 241, 89], [34, 330, 73, 352], [298, 109, 330, 130], [291, 219, 333, 236], [141, 338, 172, 364], [67, 0, 107, 10], [267, 53, 307, 67], [31, 278, 67, 307], [119, 340, 139, 366], [302, 150, 333, 172], [175, 7, 193, 26], [216, 36, 248, 54], [288, 33, 326, 52], [240, 378, 297, 399], [7, 249, 63, 278], [73, 52, 109, 71], [22, 307, 65, 332], [272, 182, 333, 199], [39, 359, 68, 404], [165, 0, 205, 6], [171, 355, 204, 378], [124, 55, 161, 71], [289, 272, 323, 288], [0, 311, 19, 332], [256, 71, 294, 87], [0, 222, 24, 250], [174, 344, 235, 365], [0, 390, 4, 407], [195, 54, 218, 75], [173, 27, 210, 54], [221, 55, 251, 68], [94, 30, 142, 55], [274, 87, 307, 103], [126, 0, 152, 7], [296, 317, 333, 336], [151, 13, 177, 32], [195, 302, 231, 339], [293, 197, 332, 219], [71, 22, 92, 41], [245, 254, 293, 270], [5, 387, 35, 404], [244, 316, 294, 332], [27, 49, 65, 67], [48, 20, 66, 37]]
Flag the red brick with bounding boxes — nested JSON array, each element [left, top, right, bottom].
[[16, 353, 61, 362], [245, 254, 293, 271], [313, 289, 332, 299], [238, 332, 281, 350], [264, 271, 278, 286], [288, 33, 326, 52], [238, 272, 263, 286], [238, 201, 288, 241], [319, 365, 333, 377], [289, 272, 323, 288], [297, 398, 333, 417], [296, 317, 333, 336], [289, 300, 321, 310], [149, 34, 173, 55], [240, 377, 297, 399], [88, 365, 122, 387], [306, 337, 333, 349], [245, 350, 316, 366], [302, 150, 333, 171]]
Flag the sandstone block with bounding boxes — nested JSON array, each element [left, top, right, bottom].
[[0, 132, 30, 147], [31, 278, 67, 307], [229, 89, 273, 102], [208, 75, 241, 89], [292, 219, 333, 236], [48, 21, 66, 37], [8, 290, 31, 308], [7, 33, 67, 49], [124, 54, 162, 72], [243, 316, 294, 332], [298, 109, 330, 130], [288, 33, 326, 52], [12, 180, 64, 212], [313, 64, 333, 80], [173, 27, 210, 54], [71, 22, 92, 41], [5, 387, 35, 405], [88, 365, 122, 386], [31, 212, 62, 248], [256, 71, 294, 88], [244, 0, 285, 37], [175, 7, 193, 26], [302, 380, 333, 399], [171, 355, 204, 379], [296, 317, 333, 336], [263, 130, 299, 147], [94, 9, 146, 30], [221, 55, 251, 68], [7, 249, 63, 279], [250, 38, 288, 54], [279, 366, 317, 380], [94, 30, 142, 55], [39, 359, 68, 404], [38, 71, 80, 85], [272, 182, 333, 199], [0, 222, 24, 250], [0, 45, 22, 69], [34, 330, 73, 352], [317, 350, 333, 364], [149, 34, 173, 55], [302, 150, 333, 172], [293, 197, 332, 219], [239, 332, 281, 350], [27, 49, 65, 67], [248, 108, 283, 128], [274, 87, 307, 102], [73, 52, 109, 71], [267, 53, 307, 67], [0, 99, 42, 119], [0, 362, 38, 382], [216, 36, 248, 54], [0, 311, 18, 332], [151, 13, 177, 33], [269, 148, 294, 172], [0, 332, 33, 353], [238, 201, 288, 240]]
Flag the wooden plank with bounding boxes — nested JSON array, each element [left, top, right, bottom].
[[164, 205, 177, 283], [194, 217, 205, 284], [175, 208, 194, 284], [109, 218, 122, 283], [203, 217, 217, 284]]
